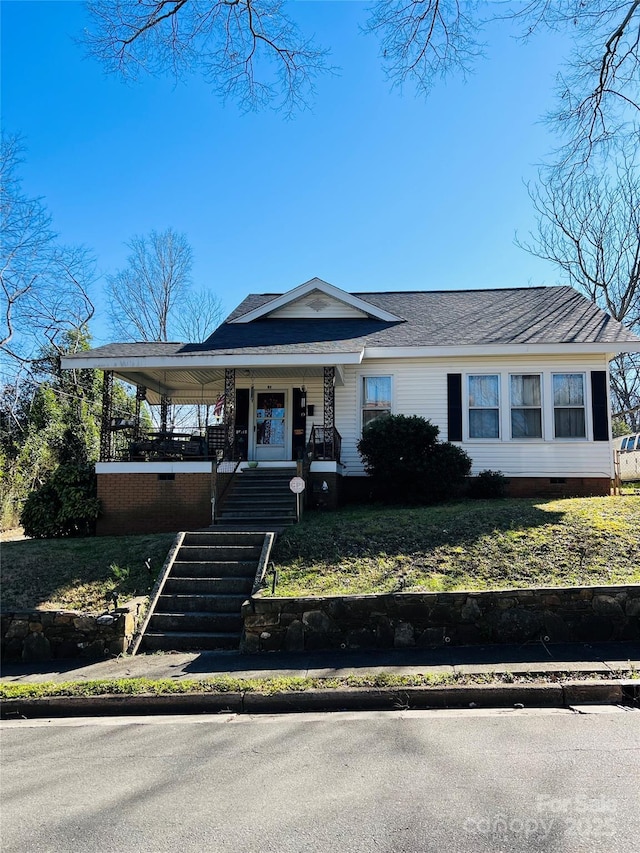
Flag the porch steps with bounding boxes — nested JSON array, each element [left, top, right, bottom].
[[215, 468, 297, 528], [138, 531, 264, 653]]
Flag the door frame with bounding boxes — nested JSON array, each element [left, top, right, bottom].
[[251, 388, 291, 461]]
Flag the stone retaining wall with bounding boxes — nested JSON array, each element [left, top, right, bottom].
[[0, 598, 146, 662], [241, 585, 640, 652]]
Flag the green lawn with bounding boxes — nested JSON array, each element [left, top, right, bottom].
[[2, 496, 638, 613], [1, 534, 175, 613], [269, 497, 640, 596]]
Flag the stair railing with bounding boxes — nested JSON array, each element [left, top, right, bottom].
[[128, 531, 186, 655], [307, 425, 342, 462], [211, 455, 243, 524]]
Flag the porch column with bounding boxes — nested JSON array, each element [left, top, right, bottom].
[[100, 370, 114, 462], [134, 385, 146, 440], [323, 366, 335, 458], [223, 368, 236, 460], [160, 395, 172, 432]]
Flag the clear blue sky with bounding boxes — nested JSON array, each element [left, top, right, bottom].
[[2, 0, 573, 343]]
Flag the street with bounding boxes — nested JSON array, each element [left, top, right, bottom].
[[1, 707, 639, 852]]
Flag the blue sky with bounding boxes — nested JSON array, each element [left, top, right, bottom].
[[2, 1, 574, 343]]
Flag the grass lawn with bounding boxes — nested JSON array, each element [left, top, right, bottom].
[[1, 533, 175, 613], [1, 668, 637, 701], [269, 497, 640, 597]]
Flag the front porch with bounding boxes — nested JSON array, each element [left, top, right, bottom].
[[98, 365, 344, 467], [92, 363, 348, 534]]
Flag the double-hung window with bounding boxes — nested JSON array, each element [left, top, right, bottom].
[[553, 373, 586, 438], [362, 376, 392, 429], [468, 375, 499, 438], [510, 374, 542, 438]]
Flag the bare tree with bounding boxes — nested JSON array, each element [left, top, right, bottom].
[[84, 0, 331, 115], [174, 288, 224, 342], [518, 159, 640, 430], [107, 228, 193, 341], [1, 134, 95, 371]]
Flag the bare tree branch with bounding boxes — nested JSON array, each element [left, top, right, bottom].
[[1, 134, 96, 374], [364, 1, 485, 95], [84, 0, 332, 115], [518, 157, 640, 429]]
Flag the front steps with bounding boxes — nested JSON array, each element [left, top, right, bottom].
[[215, 468, 297, 528], [138, 531, 265, 652]]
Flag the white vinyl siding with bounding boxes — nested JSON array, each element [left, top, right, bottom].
[[335, 354, 611, 478]]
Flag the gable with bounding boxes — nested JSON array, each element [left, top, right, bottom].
[[267, 289, 369, 319], [229, 277, 403, 324]]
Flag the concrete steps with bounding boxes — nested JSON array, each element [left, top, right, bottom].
[[137, 531, 264, 653], [215, 468, 297, 528]]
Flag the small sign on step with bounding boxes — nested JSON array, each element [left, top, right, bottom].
[[289, 476, 306, 494]]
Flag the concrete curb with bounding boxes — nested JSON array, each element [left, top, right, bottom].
[[2, 680, 638, 719]]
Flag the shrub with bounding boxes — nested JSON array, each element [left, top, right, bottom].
[[468, 469, 508, 499], [20, 464, 100, 538], [356, 415, 472, 504]]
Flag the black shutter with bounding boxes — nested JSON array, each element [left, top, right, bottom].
[[447, 374, 463, 442], [590, 371, 609, 441], [291, 387, 307, 460]]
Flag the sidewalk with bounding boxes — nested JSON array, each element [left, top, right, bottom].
[[2, 640, 639, 684]]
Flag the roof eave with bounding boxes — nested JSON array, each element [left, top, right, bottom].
[[363, 342, 640, 358], [60, 350, 367, 371]]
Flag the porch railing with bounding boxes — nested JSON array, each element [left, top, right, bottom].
[[101, 423, 245, 463], [307, 425, 342, 462]]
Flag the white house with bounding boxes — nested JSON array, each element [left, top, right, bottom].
[[62, 278, 640, 534]]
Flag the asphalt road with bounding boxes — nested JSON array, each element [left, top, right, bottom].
[[1, 707, 639, 853]]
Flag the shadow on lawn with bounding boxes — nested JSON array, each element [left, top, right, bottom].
[[0, 534, 174, 613]]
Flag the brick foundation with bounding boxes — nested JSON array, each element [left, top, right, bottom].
[[505, 477, 610, 498], [342, 475, 610, 503], [97, 473, 212, 535]]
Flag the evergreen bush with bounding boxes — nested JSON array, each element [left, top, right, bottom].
[[468, 469, 508, 499], [20, 464, 100, 538], [356, 415, 472, 504]]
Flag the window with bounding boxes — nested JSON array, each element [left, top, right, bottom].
[[362, 376, 392, 429], [553, 374, 586, 438], [468, 375, 499, 438], [510, 374, 542, 438]]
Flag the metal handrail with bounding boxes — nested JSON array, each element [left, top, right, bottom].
[[308, 425, 342, 462], [212, 456, 242, 523]]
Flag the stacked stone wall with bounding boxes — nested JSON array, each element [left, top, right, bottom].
[[1, 598, 145, 662], [242, 585, 640, 652]]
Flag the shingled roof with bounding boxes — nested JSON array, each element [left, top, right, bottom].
[[197, 286, 639, 354], [64, 285, 639, 362]]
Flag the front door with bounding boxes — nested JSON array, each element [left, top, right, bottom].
[[254, 391, 288, 461]]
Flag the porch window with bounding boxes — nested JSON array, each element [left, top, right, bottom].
[[553, 374, 586, 438], [510, 374, 542, 438], [362, 376, 392, 429], [468, 375, 499, 438]]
